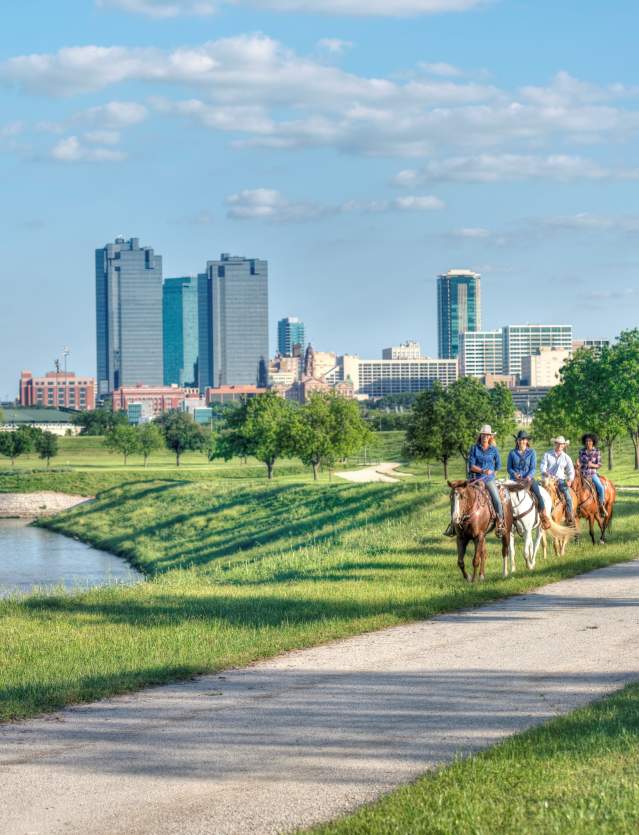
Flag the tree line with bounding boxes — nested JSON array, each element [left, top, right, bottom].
[[0, 425, 59, 467], [533, 329, 639, 470]]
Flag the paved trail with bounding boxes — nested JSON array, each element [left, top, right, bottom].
[[2, 561, 639, 835]]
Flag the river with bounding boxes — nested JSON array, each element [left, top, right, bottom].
[[0, 519, 143, 598]]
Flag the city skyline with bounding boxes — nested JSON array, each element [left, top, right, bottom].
[[2, 1, 637, 398]]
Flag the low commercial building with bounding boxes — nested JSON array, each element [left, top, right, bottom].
[[19, 370, 96, 411], [205, 385, 269, 404], [0, 407, 81, 436], [325, 354, 458, 398], [112, 384, 199, 416], [520, 347, 571, 387]]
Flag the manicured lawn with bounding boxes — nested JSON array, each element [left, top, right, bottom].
[[310, 682, 639, 835], [1, 475, 638, 722]]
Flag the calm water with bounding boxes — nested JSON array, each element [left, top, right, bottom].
[[0, 519, 143, 597]]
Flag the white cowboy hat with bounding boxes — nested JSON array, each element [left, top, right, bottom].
[[551, 436, 570, 446], [478, 424, 495, 436]]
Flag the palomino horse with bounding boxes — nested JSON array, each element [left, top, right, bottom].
[[447, 480, 514, 582], [573, 462, 616, 545], [507, 483, 574, 570], [542, 477, 580, 556]]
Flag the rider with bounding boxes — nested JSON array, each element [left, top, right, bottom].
[[540, 435, 576, 526], [507, 430, 551, 530], [468, 424, 505, 537], [579, 433, 607, 518]]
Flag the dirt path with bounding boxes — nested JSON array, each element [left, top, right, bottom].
[[1, 560, 638, 835], [0, 492, 92, 518], [336, 462, 411, 483]]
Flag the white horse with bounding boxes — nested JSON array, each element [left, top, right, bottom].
[[504, 483, 568, 575]]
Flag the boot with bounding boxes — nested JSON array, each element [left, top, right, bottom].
[[443, 521, 456, 538], [539, 509, 551, 530]]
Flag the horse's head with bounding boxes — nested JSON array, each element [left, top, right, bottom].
[[447, 480, 473, 528]]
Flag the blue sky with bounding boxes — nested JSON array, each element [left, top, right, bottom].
[[1, 0, 639, 399]]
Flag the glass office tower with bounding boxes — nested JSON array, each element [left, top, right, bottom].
[[96, 237, 163, 395], [163, 276, 199, 387], [437, 269, 481, 359], [277, 317, 305, 357]]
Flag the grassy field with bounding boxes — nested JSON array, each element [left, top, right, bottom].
[[310, 681, 639, 835], [1, 474, 638, 722]]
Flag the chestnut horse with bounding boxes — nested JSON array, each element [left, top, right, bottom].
[[542, 478, 579, 556], [573, 462, 616, 545], [447, 480, 514, 582]]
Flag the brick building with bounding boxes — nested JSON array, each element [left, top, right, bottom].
[[112, 384, 199, 416], [19, 370, 96, 411]]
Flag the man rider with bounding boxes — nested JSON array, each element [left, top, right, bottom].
[[507, 430, 551, 530], [541, 435, 576, 526]]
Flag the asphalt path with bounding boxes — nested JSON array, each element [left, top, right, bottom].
[[1, 560, 638, 834]]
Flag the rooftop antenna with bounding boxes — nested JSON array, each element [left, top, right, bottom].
[[63, 346, 70, 376]]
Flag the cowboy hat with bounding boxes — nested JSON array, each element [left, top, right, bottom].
[[551, 436, 570, 446], [514, 430, 531, 441], [478, 424, 495, 436]]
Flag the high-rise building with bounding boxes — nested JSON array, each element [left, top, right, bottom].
[[277, 317, 305, 357], [382, 340, 423, 360], [163, 277, 199, 387], [323, 354, 458, 397], [459, 330, 504, 377], [96, 237, 163, 395], [198, 253, 269, 388], [437, 269, 481, 359], [503, 325, 573, 376]]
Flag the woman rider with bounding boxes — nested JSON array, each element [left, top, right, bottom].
[[468, 424, 505, 537], [507, 430, 551, 530], [579, 433, 607, 518]]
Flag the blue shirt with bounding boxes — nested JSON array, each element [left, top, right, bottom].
[[507, 447, 537, 480], [468, 443, 501, 481]]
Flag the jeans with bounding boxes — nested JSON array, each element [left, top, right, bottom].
[[590, 473, 606, 503], [528, 479, 545, 510], [484, 479, 504, 519], [558, 479, 574, 513]]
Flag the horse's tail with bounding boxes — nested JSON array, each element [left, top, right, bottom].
[[547, 518, 578, 540]]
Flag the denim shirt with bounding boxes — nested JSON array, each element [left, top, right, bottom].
[[507, 447, 537, 480], [468, 443, 501, 482]]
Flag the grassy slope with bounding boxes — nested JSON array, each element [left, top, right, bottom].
[[310, 682, 639, 835], [1, 475, 637, 722]]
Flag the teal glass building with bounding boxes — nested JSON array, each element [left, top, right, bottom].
[[163, 276, 199, 387], [437, 269, 481, 359], [277, 317, 305, 356]]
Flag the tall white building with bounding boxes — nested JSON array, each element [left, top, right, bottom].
[[459, 330, 504, 377], [382, 341, 423, 360], [503, 325, 573, 376]]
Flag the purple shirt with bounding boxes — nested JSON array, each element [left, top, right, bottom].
[[579, 447, 601, 477]]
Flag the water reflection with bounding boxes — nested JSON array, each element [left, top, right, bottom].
[[0, 519, 143, 597]]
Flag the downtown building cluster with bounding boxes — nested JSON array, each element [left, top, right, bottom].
[[12, 241, 608, 426]]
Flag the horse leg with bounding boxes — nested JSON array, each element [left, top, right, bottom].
[[457, 536, 470, 582], [541, 529, 547, 560], [471, 535, 483, 583], [601, 504, 613, 543], [588, 514, 597, 546]]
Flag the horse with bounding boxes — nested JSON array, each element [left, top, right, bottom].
[[542, 477, 580, 556], [507, 483, 574, 570], [572, 462, 616, 545], [447, 480, 514, 582]]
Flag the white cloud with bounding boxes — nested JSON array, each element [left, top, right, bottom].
[[84, 129, 121, 145], [393, 154, 639, 184], [97, 0, 216, 17], [50, 135, 127, 162], [226, 188, 444, 222], [317, 38, 354, 54], [81, 101, 148, 127], [0, 121, 24, 137], [453, 227, 491, 238], [419, 62, 464, 77], [98, 0, 488, 16]]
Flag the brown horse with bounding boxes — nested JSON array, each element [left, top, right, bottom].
[[542, 477, 579, 556], [573, 463, 616, 545], [447, 480, 514, 582]]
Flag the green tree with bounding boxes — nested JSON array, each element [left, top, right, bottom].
[[404, 384, 457, 479], [488, 383, 517, 441], [35, 431, 59, 467], [610, 330, 639, 470], [0, 426, 37, 466], [447, 376, 494, 461], [212, 392, 296, 479], [296, 393, 371, 480], [138, 423, 164, 467], [158, 411, 207, 466], [104, 424, 141, 465], [72, 407, 126, 436]]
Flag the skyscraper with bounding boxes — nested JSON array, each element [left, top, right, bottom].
[[277, 317, 305, 357], [95, 237, 163, 395], [163, 276, 199, 387], [437, 269, 481, 359], [198, 253, 269, 388], [502, 324, 573, 376]]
